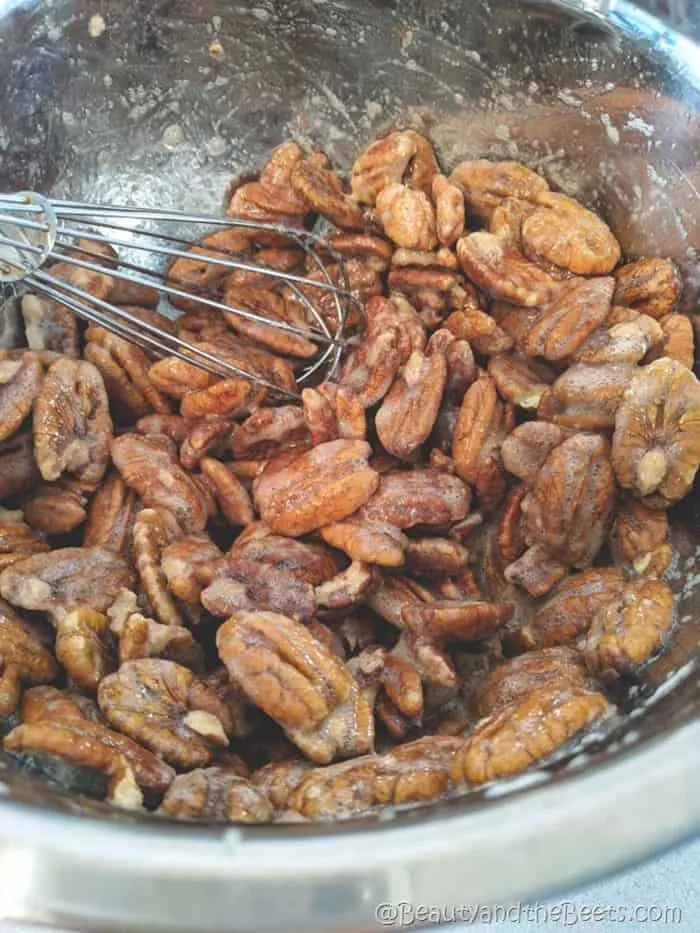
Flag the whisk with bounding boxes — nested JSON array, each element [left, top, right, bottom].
[[0, 191, 358, 400]]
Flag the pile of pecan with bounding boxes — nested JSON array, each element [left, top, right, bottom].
[[0, 129, 697, 823]]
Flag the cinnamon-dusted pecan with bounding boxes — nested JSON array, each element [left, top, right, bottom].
[[217, 611, 367, 764], [367, 295, 427, 363], [159, 533, 221, 604], [84, 471, 137, 554], [647, 313, 694, 369], [253, 440, 378, 537], [320, 519, 408, 568], [444, 306, 513, 355], [359, 469, 470, 528], [613, 258, 682, 319], [222, 283, 317, 359], [510, 567, 625, 651], [487, 354, 555, 410], [523, 433, 616, 568], [474, 646, 588, 717], [111, 434, 208, 533], [573, 307, 662, 364], [452, 370, 513, 506], [376, 339, 448, 460], [98, 659, 232, 770], [21, 294, 79, 357], [231, 406, 310, 460], [199, 458, 255, 526], [159, 768, 273, 823], [55, 608, 113, 692], [0, 353, 42, 443], [452, 685, 609, 785], [584, 578, 674, 678], [84, 327, 171, 421], [0, 599, 57, 715], [376, 183, 437, 250], [201, 557, 315, 621], [449, 160, 549, 223], [521, 192, 621, 275], [302, 383, 366, 445], [0, 510, 49, 570], [339, 326, 402, 408], [231, 523, 339, 585], [0, 432, 40, 500], [350, 130, 421, 204], [457, 232, 559, 307], [432, 174, 465, 246], [19, 484, 84, 539], [0, 546, 134, 622], [520, 277, 615, 361], [501, 422, 573, 486], [537, 362, 637, 430], [284, 735, 464, 820], [610, 500, 671, 578], [611, 358, 700, 505], [132, 508, 184, 627], [290, 160, 364, 231], [34, 358, 112, 487], [315, 561, 377, 610], [113, 612, 204, 671]]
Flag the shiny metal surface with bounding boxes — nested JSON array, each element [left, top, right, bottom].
[[0, 0, 699, 929]]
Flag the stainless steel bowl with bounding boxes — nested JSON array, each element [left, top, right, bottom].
[[1, 1, 700, 930]]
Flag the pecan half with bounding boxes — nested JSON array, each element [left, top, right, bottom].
[[0, 354, 42, 443], [34, 358, 112, 487], [231, 406, 310, 460], [573, 307, 662, 364], [537, 362, 637, 430], [488, 354, 555, 410], [114, 611, 205, 671], [613, 258, 683, 319], [84, 471, 138, 554], [132, 508, 184, 627], [0, 510, 49, 570], [290, 160, 364, 231], [611, 358, 700, 505], [301, 383, 366, 446], [320, 519, 408, 567], [338, 326, 402, 408], [253, 440, 379, 537], [21, 294, 79, 357], [520, 277, 614, 361], [500, 422, 573, 486], [646, 313, 694, 370], [201, 557, 315, 621], [222, 284, 317, 359], [432, 174, 465, 247], [231, 523, 339, 585], [376, 183, 437, 250], [0, 433, 41, 500], [452, 685, 610, 785], [98, 659, 232, 770], [350, 130, 421, 204], [449, 160, 549, 223], [199, 458, 255, 526], [359, 469, 470, 528], [159, 768, 273, 823], [610, 500, 671, 578], [55, 608, 113, 692], [0, 599, 57, 714], [457, 232, 559, 307]]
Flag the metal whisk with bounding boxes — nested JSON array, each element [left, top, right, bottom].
[[0, 191, 357, 399]]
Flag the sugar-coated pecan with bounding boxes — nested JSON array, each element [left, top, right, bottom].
[[222, 283, 317, 359], [457, 232, 559, 307], [366, 295, 427, 364], [180, 378, 255, 421], [253, 439, 378, 537], [22, 483, 87, 536], [350, 130, 421, 204], [474, 646, 588, 717], [302, 383, 366, 446], [84, 327, 171, 420], [33, 358, 112, 487], [444, 306, 514, 355], [376, 342, 447, 460], [324, 232, 394, 269], [521, 192, 621, 275], [520, 277, 614, 361], [376, 183, 437, 250], [610, 500, 671, 578], [0, 354, 42, 443], [611, 358, 700, 505], [584, 578, 674, 679], [201, 557, 315, 621], [500, 422, 573, 486], [432, 174, 465, 247], [359, 469, 470, 528], [290, 159, 364, 231], [231, 523, 339, 585], [510, 567, 626, 651], [159, 768, 273, 823], [149, 356, 217, 400], [573, 307, 662, 364], [489, 197, 537, 248], [488, 354, 555, 410], [98, 659, 232, 770], [226, 180, 307, 239], [315, 561, 377, 609], [202, 667, 257, 741], [55, 608, 112, 693], [0, 599, 57, 715], [320, 519, 408, 567], [179, 420, 232, 471], [216, 611, 365, 764], [114, 611, 204, 671], [0, 510, 49, 570], [449, 160, 549, 223], [452, 685, 609, 785], [159, 533, 221, 604], [502, 545, 569, 599], [21, 294, 79, 357], [537, 362, 637, 430], [132, 508, 184, 627], [111, 434, 208, 533], [647, 313, 694, 370], [339, 326, 402, 408], [0, 546, 134, 623], [432, 339, 477, 452], [83, 471, 137, 554], [613, 258, 682, 320], [284, 735, 464, 820], [0, 433, 40, 500], [199, 458, 255, 526], [21, 684, 100, 724], [260, 141, 304, 185], [404, 537, 470, 575], [232, 406, 310, 460], [524, 433, 616, 568]]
